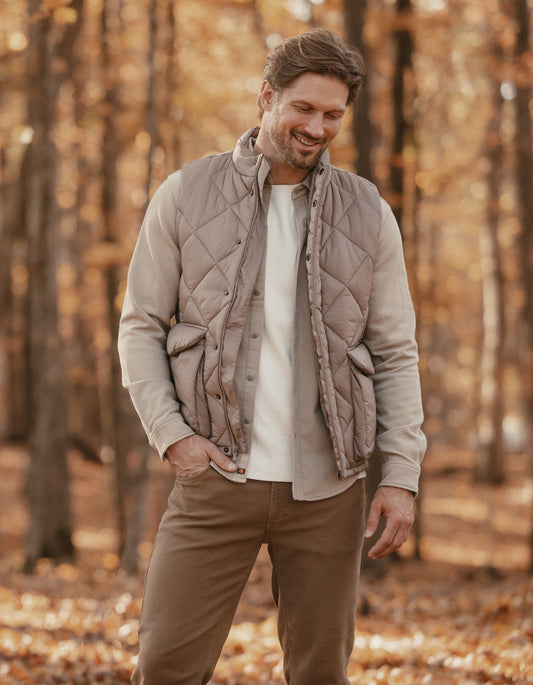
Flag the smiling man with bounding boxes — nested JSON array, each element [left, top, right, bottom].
[[258, 72, 347, 178], [119, 29, 426, 685]]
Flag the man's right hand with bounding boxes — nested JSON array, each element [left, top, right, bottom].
[[166, 435, 238, 479]]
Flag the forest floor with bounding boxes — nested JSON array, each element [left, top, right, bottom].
[[0, 443, 532, 684]]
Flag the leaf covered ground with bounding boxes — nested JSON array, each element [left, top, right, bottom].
[[0, 445, 532, 684]]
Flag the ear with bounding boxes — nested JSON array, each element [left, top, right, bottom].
[[259, 80, 275, 114]]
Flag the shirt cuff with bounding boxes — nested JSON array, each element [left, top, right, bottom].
[[378, 458, 421, 496], [149, 416, 196, 461]]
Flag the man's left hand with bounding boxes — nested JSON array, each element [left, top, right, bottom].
[[364, 486, 415, 559]]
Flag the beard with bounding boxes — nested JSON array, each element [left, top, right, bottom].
[[266, 120, 327, 171]]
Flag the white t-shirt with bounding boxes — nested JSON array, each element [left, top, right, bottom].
[[245, 185, 303, 482]]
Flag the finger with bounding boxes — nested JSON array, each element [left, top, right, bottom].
[[364, 498, 382, 539], [207, 445, 238, 473], [368, 518, 401, 559], [369, 517, 413, 559], [169, 454, 209, 479]]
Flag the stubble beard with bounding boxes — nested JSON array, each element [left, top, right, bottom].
[[267, 121, 327, 171]]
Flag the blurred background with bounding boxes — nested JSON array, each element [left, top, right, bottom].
[[1, 0, 532, 578], [1, 1, 533, 682]]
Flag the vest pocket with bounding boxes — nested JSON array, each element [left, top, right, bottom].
[[167, 322, 210, 436], [347, 342, 376, 461]]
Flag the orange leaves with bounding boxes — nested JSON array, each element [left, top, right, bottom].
[[0, 567, 140, 684], [2, 560, 531, 684], [1, 550, 532, 684]]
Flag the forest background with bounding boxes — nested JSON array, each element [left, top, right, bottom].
[[1, 0, 533, 683]]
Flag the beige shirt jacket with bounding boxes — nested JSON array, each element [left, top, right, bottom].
[[118, 128, 426, 501]]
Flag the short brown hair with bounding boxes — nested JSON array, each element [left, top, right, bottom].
[[258, 29, 365, 119]]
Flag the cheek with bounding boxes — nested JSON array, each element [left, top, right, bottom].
[[325, 121, 342, 139]]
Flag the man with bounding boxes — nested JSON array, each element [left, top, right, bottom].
[[118, 28, 425, 685]]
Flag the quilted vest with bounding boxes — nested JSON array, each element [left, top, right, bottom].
[[167, 128, 381, 479]]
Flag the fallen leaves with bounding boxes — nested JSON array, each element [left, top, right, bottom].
[[0, 558, 142, 684], [0, 557, 531, 684], [1, 445, 532, 683]]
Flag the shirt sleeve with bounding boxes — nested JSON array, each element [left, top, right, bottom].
[[363, 198, 426, 493], [117, 171, 196, 459]]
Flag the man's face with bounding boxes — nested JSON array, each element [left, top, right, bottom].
[[258, 72, 348, 183]]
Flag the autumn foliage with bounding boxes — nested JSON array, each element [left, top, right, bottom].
[[1, 0, 533, 682]]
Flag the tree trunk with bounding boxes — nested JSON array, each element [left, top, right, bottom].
[[68, 3, 103, 457], [164, 0, 182, 172], [389, 0, 415, 232], [0, 143, 29, 442], [24, 1, 75, 571], [344, 0, 374, 182], [101, 0, 131, 559], [475, 43, 506, 485], [508, 0, 533, 572], [118, 0, 159, 574]]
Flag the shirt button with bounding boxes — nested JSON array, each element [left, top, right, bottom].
[[223, 447, 229, 453], [236, 239, 242, 245], [312, 199, 318, 207], [251, 332, 258, 339], [247, 375, 254, 382], [214, 344, 218, 350], [224, 290, 229, 296], [253, 289, 260, 296], [318, 168, 325, 175], [244, 418, 250, 425], [306, 253, 311, 261], [216, 394, 221, 399]]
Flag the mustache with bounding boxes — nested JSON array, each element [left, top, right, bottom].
[[292, 130, 327, 145]]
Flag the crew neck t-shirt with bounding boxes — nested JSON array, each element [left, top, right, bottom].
[[245, 184, 304, 482]]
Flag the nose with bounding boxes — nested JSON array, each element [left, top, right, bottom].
[[303, 113, 325, 140]]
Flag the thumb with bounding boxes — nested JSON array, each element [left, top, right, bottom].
[[364, 496, 382, 539], [207, 444, 238, 473]]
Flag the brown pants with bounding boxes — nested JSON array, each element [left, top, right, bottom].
[[131, 468, 366, 685]]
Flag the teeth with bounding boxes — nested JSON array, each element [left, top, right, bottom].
[[295, 135, 315, 147]]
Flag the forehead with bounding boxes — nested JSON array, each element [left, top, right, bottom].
[[278, 72, 349, 110]]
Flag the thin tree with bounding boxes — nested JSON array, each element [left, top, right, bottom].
[[24, 0, 83, 571], [509, 0, 533, 572], [119, 0, 160, 575], [343, 0, 374, 182], [100, 0, 132, 561], [475, 33, 506, 485]]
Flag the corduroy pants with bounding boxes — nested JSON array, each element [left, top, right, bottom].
[[131, 467, 366, 685]]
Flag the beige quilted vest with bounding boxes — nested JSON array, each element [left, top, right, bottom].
[[167, 128, 381, 479]]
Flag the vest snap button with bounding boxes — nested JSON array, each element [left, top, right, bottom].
[[312, 199, 318, 207], [306, 253, 311, 261]]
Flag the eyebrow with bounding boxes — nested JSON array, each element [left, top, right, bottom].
[[292, 99, 346, 114]]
